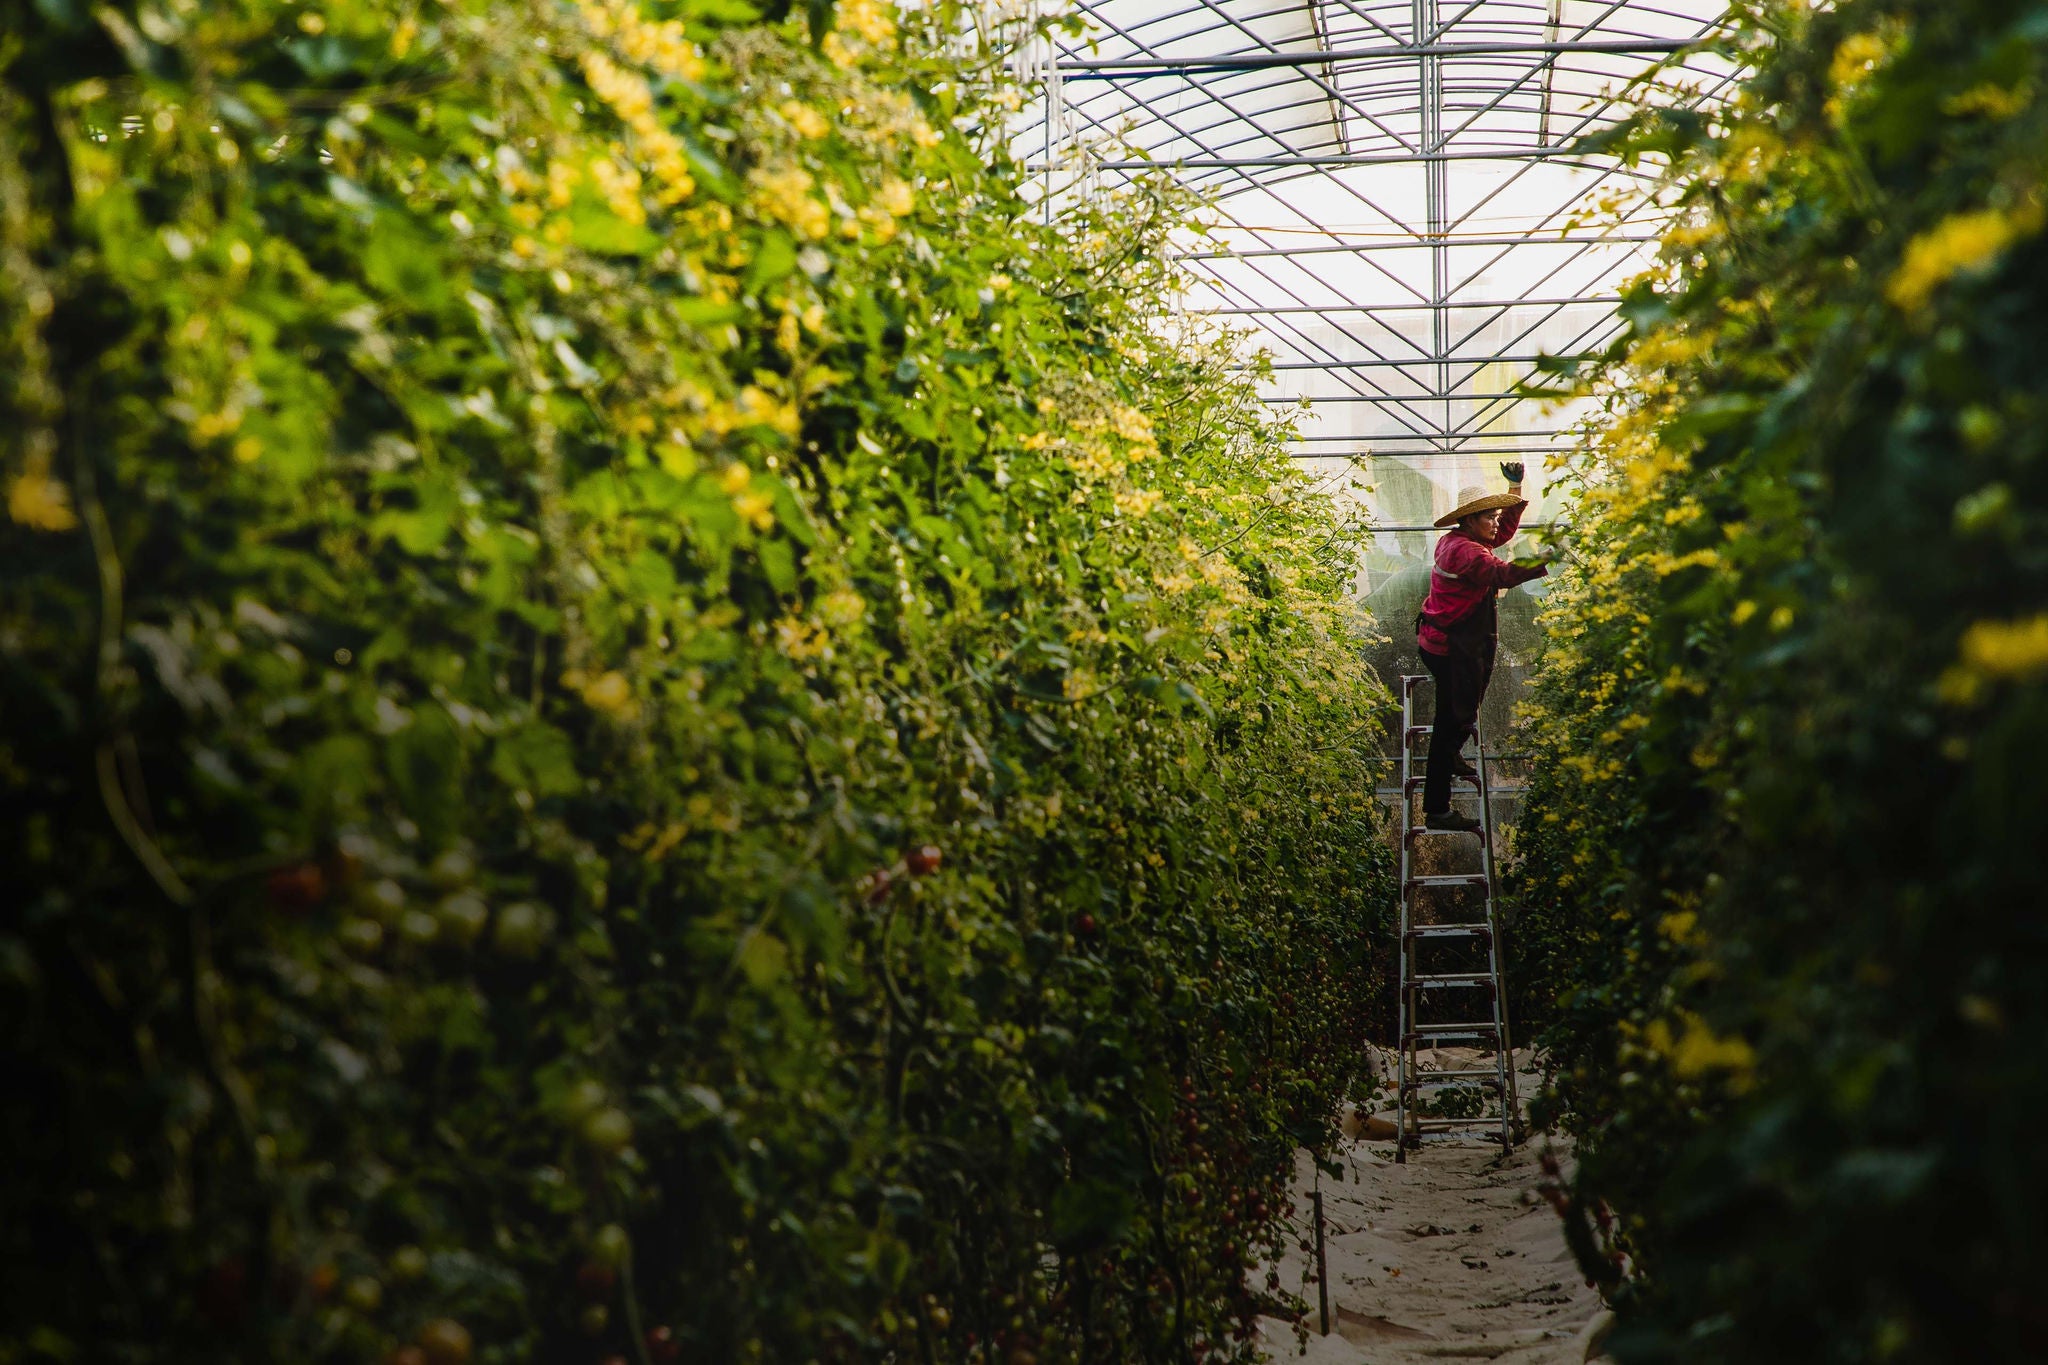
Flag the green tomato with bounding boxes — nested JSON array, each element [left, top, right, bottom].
[[398, 910, 441, 946], [356, 877, 406, 922], [579, 1302, 610, 1335], [388, 1245, 429, 1282], [436, 893, 489, 947], [338, 918, 385, 954], [427, 848, 475, 889], [580, 1107, 634, 1153], [492, 901, 551, 957], [590, 1223, 631, 1268], [343, 1274, 383, 1312], [562, 1078, 607, 1120]]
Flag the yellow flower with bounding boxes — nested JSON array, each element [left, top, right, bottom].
[[1657, 910, 1704, 946], [774, 615, 829, 660], [875, 178, 914, 218], [1114, 488, 1163, 517], [1644, 1014, 1756, 1085], [749, 163, 830, 239], [780, 100, 830, 140], [836, 0, 896, 47], [1887, 204, 2045, 313], [1943, 82, 2034, 120], [735, 385, 799, 437], [1954, 614, 2048, 688], [719, 462, 753, 495], [577, 49, 695, 207], [6, 450, 79, 532], [817, 588, 865, 627], [574, 669, 639, 720], [734, 490, 776, 531]]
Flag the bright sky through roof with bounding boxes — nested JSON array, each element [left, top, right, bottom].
[[1009, 0, 1734, 544]]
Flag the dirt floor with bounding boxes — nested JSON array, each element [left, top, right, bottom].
[[1254, 1112, 1607, 1363]]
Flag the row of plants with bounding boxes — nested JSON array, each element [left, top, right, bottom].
[[0, 0, 1395, 1359], [1509, 0, 2048, 1358]]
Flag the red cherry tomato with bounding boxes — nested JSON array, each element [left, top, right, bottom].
[[267, 863, 327, 912], [905, 844, 942, 876], [417, 1318, 473, 1365], [574, 1261, 617, 1301]]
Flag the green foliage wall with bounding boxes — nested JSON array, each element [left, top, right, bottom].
[[0, 0, 1394, 1359], [1510, 0, 2048, 1358]]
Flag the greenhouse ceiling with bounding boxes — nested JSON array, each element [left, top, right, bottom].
[[1013, 0, 1735, 530]]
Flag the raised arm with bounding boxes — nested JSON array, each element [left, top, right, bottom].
[[1440, 534, 1547, 589], [1487, 461, 1529, 547]]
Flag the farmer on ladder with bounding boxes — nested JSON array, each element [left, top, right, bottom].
[[1416, 463, 1549, 833]]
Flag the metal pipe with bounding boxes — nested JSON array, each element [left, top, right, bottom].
[[1054, 38, 1695, 74], [1027, 148, 1664, 169], [1180, 296, 1617, 312], [1180, 235, 1659, 258]]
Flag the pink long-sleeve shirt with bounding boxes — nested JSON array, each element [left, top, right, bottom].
[[1416, 500, 1548, 655]]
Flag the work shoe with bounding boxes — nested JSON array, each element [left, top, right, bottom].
[[1451, 756, 1478, 779], [1424, 810, 1482, 833]]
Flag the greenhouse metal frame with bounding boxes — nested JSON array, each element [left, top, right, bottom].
[[1014, 0, 1735, 526]]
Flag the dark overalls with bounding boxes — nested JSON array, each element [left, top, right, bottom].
[[1416, 592, 1497, 817]]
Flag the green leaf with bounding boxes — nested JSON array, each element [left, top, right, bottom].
[[570, 202, 660, 256], [1049, 1179, 1137, 1251], [755, 537, 797, 593], [491, 722, 582, 798], [745, 229, 798, 291], [735, 928, 788, 987]]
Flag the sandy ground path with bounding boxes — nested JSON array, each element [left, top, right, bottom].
[[1254, 1133, 1604, 1365]]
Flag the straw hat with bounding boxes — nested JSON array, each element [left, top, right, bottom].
[[1434, 485, 1523, 528]]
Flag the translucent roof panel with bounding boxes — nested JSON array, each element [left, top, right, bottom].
[[1011, 0, 1735, 544]]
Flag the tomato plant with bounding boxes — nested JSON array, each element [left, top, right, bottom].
[[0, 0, 1394, 1358], [1511, 0, 2048, 1357]]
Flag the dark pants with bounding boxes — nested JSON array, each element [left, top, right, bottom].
[[1418, 602, 1497, 815]]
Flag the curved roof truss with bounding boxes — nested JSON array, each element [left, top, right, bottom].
[[1012, 0, 1733, 535]]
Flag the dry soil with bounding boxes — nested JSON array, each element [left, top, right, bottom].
[[1254, 1127, 1604, 1365]]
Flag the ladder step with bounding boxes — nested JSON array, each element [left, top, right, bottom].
[[1403, 1070, 1502, 1086], [1407, 1023, 1502, 1039], [1412, 972, 1495, 984], [1406, 924, 1493, 940], [1405, 874, 1488, 890], [1401, 777, 1489, 793], [1409, 978, 1494, 991], [1404, 824, 1488, 841]]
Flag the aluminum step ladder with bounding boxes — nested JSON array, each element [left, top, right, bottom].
[[1393, 672, 1520, 1160]]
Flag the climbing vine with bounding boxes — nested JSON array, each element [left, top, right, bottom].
[[0, 0, 1394, 1360], [1512, 0, 2048, 1357]]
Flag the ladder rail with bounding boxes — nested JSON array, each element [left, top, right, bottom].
[[1394, 675, 1417, 1163], [1391, 673, 1520, 1161], [1474, 726, 1517, 1153]]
